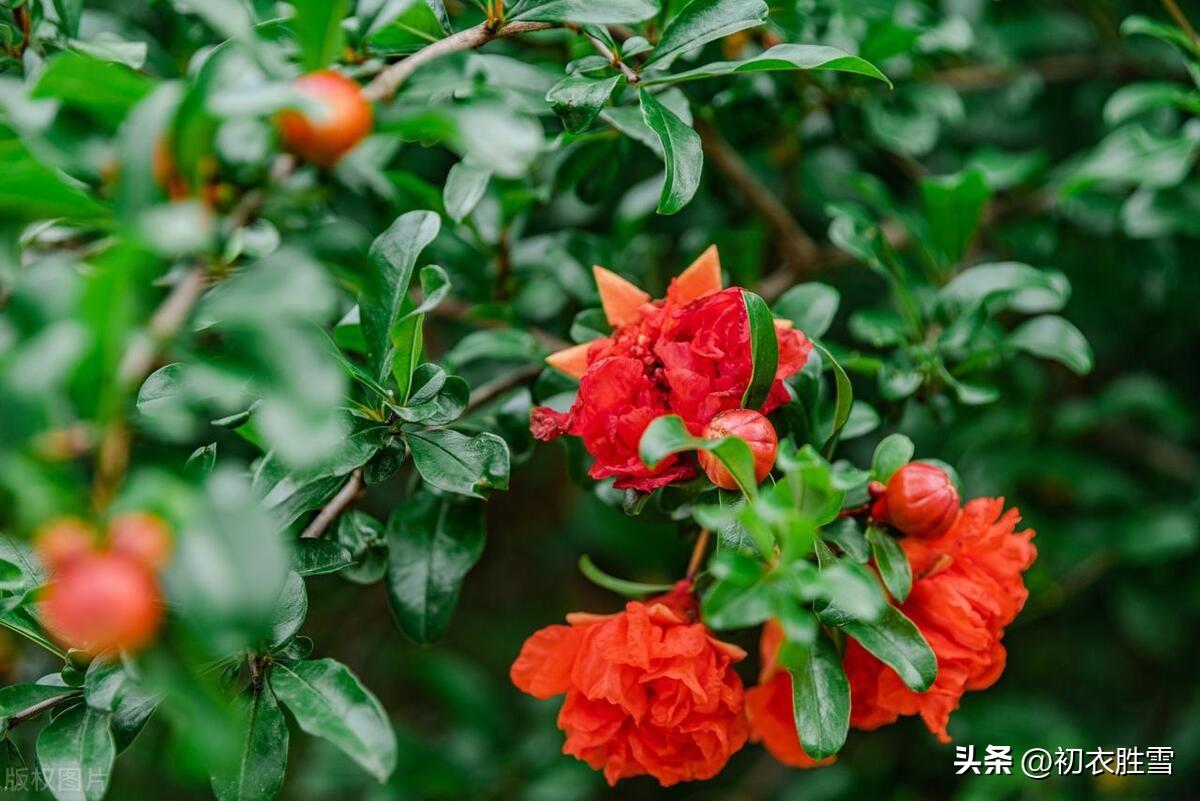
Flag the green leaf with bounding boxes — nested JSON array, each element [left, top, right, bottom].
[[813, 344, 852, 459], [0, 684, 80, 718], [841, 605, 936, 692], [293, 539, 356, 576], [511, 0, 659, 23], [639, 414, 759, 496], [638, 89, 703, 214], [741, 291, 779, 410], [1008, 315, 1094, 375], [32, 52, 153, 127], [390, 309, 424, 402], [407, 429, 510, 498], [643, 43, 889, 86], [360, 210, 441, 382], [385, 492, 486, 644], [293, 0, 350, 71], [774, 283, 840, 339], [442, 161, 491, 223], [52, 0, 85, 37], [270, 659, 397, 782], [546, 74, 623, 134], [578, 555, 674, 597], [867, 526, 911, 603], [1121, 14, 1199, 54], [267, 572, 308, 648], [0, 134, 109, 222], [782, 630, 849, 760], [646, 0, 768, 67], [701, 578, 774, 629], [36, 705, 116, 801], [937, 262, 1068, 316], [211, 688, 289, 801], [920, 168, 991, 272], [871, 433, 913, 483]]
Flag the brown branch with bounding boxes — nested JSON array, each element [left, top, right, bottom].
[[467, 363, 541, 412], [685, 529, 711, 579], [1162, 0, 1199, 50], [363, 21, 555, 102], [118, 266, 208, 385], [693, 116, 820, 280], [7, 693, 75, 729], [570, 24, 640, 84], [300, 468, 364, 539]]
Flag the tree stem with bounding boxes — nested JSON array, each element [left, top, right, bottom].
[[300, 468, 364, 539], [685, 529, 711, 580]]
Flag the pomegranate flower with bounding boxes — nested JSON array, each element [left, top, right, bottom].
[[510, 581, 750, 786], [531, 246, 812, 491], [845, 498, 1037, 742]]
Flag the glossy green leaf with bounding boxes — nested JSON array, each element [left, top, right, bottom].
[[646, 0, 768, 67], [638, 89, 703, 214], [920, 168, 991, 272], [293, 539, 356, 576], [774, 282, 840, 339], [270, 659, 396, 782], [32, 52, 153, 126], [385, 492, 486, 643], [360, 210, 441, 382], [267, 572, 308, 648], [511, 0, 658, 23], [0, 684, 79, 718], [741, 291, 779, 410], [643, 43, 889, 86], [841, 605, 936, 692], [210, 688, 289, 801], [814, 343, 853, 458], [52, 0, 85, 36], [546, 74, 623, 134], [443, 161, 491, 223], [293, 0, 350, 71], [867, 526, 911, 603], [871, 433, 914, 483], [36, 705, 115, 801], [782, 630, 849, 760], [1008, 315, 1094, 375], [407, 429, 510, 498], [937, 262, 1068, 316]]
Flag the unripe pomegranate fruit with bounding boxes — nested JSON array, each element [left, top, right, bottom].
[[277, 71, 373, 167], [40, 553, 162, 655], [109, 512, 173, 572], [698, 409, 778, 490], [874, 462, 959, 539], [34, 518, 96, 574]]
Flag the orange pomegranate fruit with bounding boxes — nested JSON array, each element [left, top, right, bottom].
[[874, 462, 959, 539], [277, 71, 373, 167], [109, 512, 173, 572], [40, 552, 162, 655], [34, 518, 96, 575]]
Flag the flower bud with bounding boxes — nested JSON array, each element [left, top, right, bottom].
[[698, 409, 778, 490], [278, 71, 374, 167], [40, 553, 162, 655], [878, 462, 959, 539]]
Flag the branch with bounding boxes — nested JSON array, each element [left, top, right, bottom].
[[693, 116, 820, 277], [363, 21, 555, 102], [300, 468, 364, 539], [571, 24, 640, 84], [7, 693, 75, 729], [467, 363, 541, 412], [118, 266, 208, 385], [1162, 0, 1199, 51]]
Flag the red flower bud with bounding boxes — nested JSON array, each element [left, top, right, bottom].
[[40, 553, 162, 655], [878, 462, 959, 539], [698, 409, 778, 490], [278, 71, 373, 167]]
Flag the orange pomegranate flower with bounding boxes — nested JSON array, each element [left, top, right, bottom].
[[745, 619, 835, 769], [531, 246, 812, 491], [844, 497, 1037, 742], [510, 581, 750, 786]]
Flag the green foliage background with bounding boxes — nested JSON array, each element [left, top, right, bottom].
[[0, 0, 1198, 799]]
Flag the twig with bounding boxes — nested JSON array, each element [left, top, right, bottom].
[[7, 693, 74, 729], [1162, 0, 1199, 50], [572, 24, 640, 84], [694, 116, 820, 279], [467, 363, 541, 412], [685, 529, 711, 579], [118, 266, 209, 385], [300, 468, 364, 539], [363, 21, 554, 102]]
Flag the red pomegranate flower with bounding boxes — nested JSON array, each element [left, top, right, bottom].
[[845, 497, 1037, 742], [745, 619, 835, 769], [509, 581, 750, 786], [531, 247, 812, 491]]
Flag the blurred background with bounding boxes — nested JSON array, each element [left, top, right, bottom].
[[4, 0, 1200, 799]]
